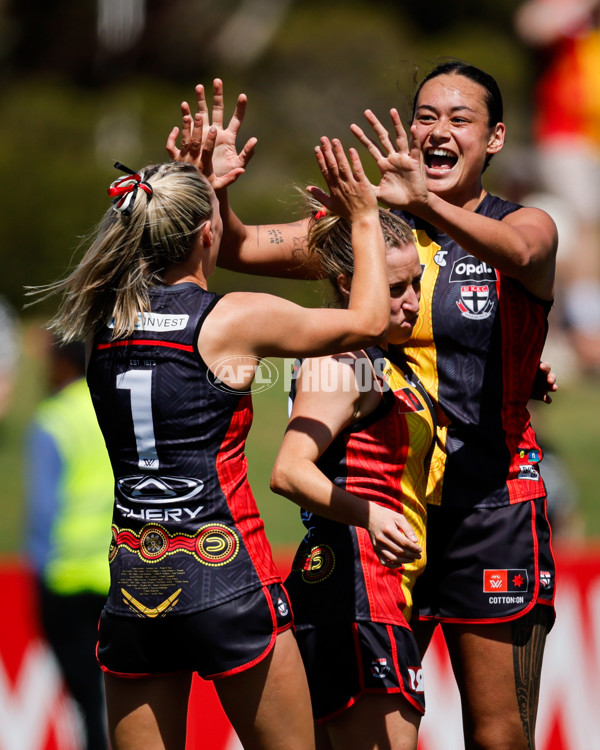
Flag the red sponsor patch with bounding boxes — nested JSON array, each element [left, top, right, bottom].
[[484, 569, 507, 592], [483, 569, 529, 593]]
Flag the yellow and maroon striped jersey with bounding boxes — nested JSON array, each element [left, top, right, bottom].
[[395, 194, 551, 509]]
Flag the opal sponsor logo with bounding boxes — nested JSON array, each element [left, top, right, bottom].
[[518, 464, 540, 481], [449, 255, 497, 283]]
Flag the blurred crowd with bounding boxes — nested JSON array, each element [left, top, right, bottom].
[[514, 0, 600, 377]]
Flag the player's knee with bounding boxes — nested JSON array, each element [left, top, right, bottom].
[[470, 715, 532, 750]]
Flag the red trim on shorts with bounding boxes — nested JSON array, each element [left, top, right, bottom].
[[97, 585, 292, 680], [98, 663, 184, 679], [208, 586, 279, 681], [541, 497, 557, 609], [315, 622, 425, 724], [386, 624, 424, 715], [97, 635, 183, 679], [315, 624, 365, 723], [413, 600, 553, 626], [414, 499, 556, 625]]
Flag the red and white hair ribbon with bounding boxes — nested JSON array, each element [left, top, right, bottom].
[[108, 162, 153, 216]]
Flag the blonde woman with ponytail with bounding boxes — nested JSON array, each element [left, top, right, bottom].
[[34, 119, 392, 750]]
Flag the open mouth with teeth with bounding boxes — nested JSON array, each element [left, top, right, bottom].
[[425, 148, 458, 171]]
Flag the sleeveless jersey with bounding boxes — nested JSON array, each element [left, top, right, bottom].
[[87, 283, 280, 618], [287, 347, 435, 626], [395, 194, 552, 509]]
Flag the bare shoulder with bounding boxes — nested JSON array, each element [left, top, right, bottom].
[[295, 350, 380, 422], [505, 205, 558, 240]]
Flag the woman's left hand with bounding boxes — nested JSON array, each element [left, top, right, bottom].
[[368, 504, 422, 568], [531, 360, 558, 404], [351, 108, 429, 211]]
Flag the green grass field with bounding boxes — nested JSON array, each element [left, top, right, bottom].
[[2, 320, 599, 559]]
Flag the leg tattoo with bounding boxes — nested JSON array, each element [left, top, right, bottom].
[[511, 606, 553, 748]]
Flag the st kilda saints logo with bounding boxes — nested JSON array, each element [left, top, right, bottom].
[[450, 255, 497, 320], [456, 285, 494, 319]]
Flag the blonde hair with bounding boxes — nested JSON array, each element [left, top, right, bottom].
[[305, 195, 415, 304], [33, 162, 213, 342]]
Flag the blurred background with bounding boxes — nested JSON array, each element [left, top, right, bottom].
[[1, 1, 600, 748]]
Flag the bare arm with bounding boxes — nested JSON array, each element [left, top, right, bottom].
[[352, 108, 558, 300], [271, 356, 422, 567], [199, 136, 389, 380], [166, 79, 323, 279], [417, 194, 557, 300], [214, 195, 320, 279], [166, 87, 389, 374]]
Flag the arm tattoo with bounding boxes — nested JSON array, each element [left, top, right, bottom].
[[267, 228, 284, 245], [291, 236, 310, 261]]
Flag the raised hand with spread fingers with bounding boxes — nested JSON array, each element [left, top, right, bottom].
[[351, 108, 429, 211], [166, 78, 257, 190]]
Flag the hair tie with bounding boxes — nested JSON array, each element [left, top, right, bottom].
[[108, 161, 153, 216], [314, 208, 327, 220]]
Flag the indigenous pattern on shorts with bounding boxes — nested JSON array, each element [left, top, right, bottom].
[[87, 283, 279, 618], [286, 348, 435, 626], [396, 194, 552, 509]]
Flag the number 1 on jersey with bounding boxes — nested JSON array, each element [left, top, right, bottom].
[[117, 369, 159, 469]]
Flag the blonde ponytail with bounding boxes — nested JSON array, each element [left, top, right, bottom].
[[29, 162, 213, 342]]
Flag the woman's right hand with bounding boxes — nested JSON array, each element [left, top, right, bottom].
[[166, 78, 257, 190], [307, 137, 379, 222], [368, 504, 422, 568]]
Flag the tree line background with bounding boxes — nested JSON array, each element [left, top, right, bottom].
[[1, 0, 532, 311]]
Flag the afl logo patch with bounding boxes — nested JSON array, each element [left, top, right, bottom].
[[302, 544, 335, 583], [196, 524, 240, 566], [207, 355, 279, 395], [139, 526, 169, 560]]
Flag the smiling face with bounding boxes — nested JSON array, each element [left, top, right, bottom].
[[412, 73, 505, 206]]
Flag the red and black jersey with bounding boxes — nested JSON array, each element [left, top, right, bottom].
[[286, 348, 435, 627], [395, 194, 552, 509], [87, 283, 279, 619]]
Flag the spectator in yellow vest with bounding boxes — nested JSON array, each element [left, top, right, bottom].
[[25, 335, 114, 750]]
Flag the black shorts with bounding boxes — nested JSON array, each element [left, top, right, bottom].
[[97, 583, 293, 679], [412, 497, 556, 624], [295, 620, 425, 723]]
